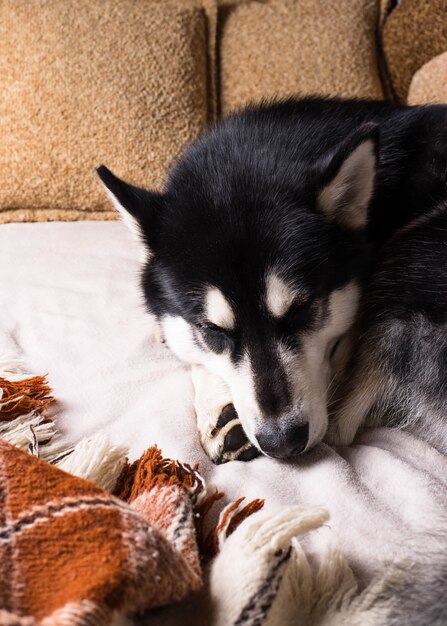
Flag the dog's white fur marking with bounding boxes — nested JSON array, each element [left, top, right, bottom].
[[100, 183, 151, 263], [160, 314, 260, 446], [227, 354, 262, 445], [319, 139, 376, 229], [265, 272, 298, 318], [205, 287, 235, 330], [162, 281, 360, 455], [299, 283, 360, 448], [161, 315, 202, 364]]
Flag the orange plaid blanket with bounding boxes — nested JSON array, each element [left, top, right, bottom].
[[0, 374, 261, 626]]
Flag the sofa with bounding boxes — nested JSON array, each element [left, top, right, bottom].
[[1, 1, 447, 624]]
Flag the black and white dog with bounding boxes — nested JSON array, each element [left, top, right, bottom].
[[97, 98, 447, 463]]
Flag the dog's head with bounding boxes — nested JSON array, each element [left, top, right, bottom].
[[98, 116, 378, 458]]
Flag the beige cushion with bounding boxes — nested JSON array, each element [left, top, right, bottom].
[[382, 0, 447, 103], [219, 0, 384, 115], [408, 51, 447, 106], [0, 0, 212, 223]]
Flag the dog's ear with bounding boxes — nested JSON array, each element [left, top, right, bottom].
[[96, 165, 163, 251], [317, 123, 379, 230]]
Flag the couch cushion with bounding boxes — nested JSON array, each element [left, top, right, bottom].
[[219, 0, 384, 115], [408, 51, 447, 106], [0, 0, 211, 223], [382, 0, 447, 103]]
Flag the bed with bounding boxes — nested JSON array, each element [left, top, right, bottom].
[[2, 220, 446, 624]]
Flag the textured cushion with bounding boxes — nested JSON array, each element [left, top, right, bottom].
[[0, 0, 211, 223], [219, 0, 384, 115], [382, 0, 447, 103], [408, 52, 447, 106]]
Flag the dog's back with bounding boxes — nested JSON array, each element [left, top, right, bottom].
[[333, 203, 447, 452]]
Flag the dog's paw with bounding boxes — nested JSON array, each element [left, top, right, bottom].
[[200, 404, 260, 465], [191, 365, 260, 464]]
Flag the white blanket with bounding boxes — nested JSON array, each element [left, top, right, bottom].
[[2, 221, 446, 596]]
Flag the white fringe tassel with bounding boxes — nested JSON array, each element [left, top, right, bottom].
[[209, 505, 403, 626], [57, 434, 128, 492], [0, 353, 26, 377], [0, 355, 128, 492]]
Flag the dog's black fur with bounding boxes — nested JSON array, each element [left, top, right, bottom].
[[98, 97, 447, 625], [98, 97, 447, 459], [100, 96, 447, 315]]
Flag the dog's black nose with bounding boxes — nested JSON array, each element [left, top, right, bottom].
[[256, 422, 309, 459]]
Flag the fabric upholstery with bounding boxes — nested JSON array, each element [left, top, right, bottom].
[[0, 0, 212, 223], [408, 51, 447, 106], [219, 0, 384, 115], [382, 0, 447, 103]]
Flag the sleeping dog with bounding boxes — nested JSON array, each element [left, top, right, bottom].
[[98, 97, 447, 463]]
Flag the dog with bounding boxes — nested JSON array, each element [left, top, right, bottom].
[[97, 97, 447, 463]]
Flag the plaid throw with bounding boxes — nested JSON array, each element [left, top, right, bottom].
[[0, 439, 206, 625], [0, 369, 262, 626]]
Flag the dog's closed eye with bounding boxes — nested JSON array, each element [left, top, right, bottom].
[[197, 323, 234, 352], [200, 323, 228, 335]]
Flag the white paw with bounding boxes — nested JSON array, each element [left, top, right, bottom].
[[200, 404, 259, 464], [191, 365, 259, 464]]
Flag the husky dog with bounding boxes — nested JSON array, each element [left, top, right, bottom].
[[97, 98, 447, 463]]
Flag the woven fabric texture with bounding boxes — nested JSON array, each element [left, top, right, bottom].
[[219, 0, 384, 115], [408, 51, 447, 106], [382, 0, 447, 103], [0, 440, 203, 625], [0, 0, 211, 222]]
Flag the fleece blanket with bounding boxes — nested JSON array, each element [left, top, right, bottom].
[[1, 221, 447, 624]]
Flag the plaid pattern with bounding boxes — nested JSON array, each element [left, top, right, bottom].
[[0, 441, 203, 625]]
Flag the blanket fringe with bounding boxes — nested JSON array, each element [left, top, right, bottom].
[[0, 375, 54, 421], [0, 353, 27, 378], [208, 503, 409, 626], [114, 446, 205, 503], [57, 435, 129, 493], [0, 361, 128, 492], [276, 542, 405, 626], [114, 446, 264, 563], [207, 497, 265, 558]]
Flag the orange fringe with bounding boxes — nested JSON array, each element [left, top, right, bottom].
[[226, 498, 265, 538], [114, 445, 203, 503], [207, 497, 265, 558], [114, 445, 264, 561], [0, 376, 54, 422]]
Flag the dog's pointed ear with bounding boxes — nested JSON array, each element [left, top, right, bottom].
[[96, 165, 163, 249], [317, 124, 379, 230]]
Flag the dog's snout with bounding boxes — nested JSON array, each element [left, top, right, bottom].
[[256, 422, 309, 459]]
